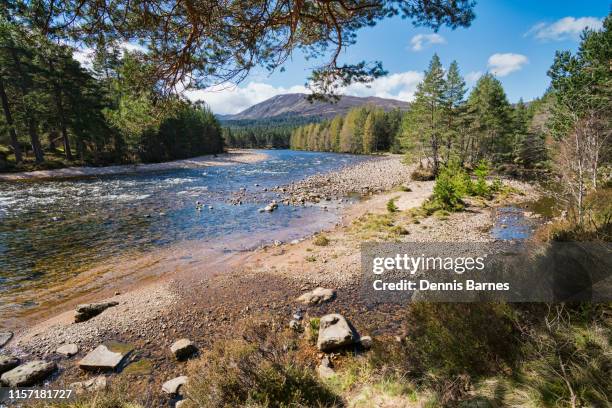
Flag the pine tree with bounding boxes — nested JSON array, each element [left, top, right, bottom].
[[466, 73, 513, 164], [442, 60, 466, 163], [403, 54, 446, 173]]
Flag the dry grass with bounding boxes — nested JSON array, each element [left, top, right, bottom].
[[183, 320, 341, 408]]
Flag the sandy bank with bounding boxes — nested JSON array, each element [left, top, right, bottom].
[[0, 149, 269, 181]]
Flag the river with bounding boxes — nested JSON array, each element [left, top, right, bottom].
[[0, 150, 369, 326]]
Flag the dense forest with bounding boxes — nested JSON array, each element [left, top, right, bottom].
[[290, 107, 404, 153], [221, 115, 324, 149], [0, 21, 223, 171], [290, 56, 546, 174]]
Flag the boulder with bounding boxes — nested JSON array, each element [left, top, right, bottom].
[[170, 339, 198, 361], [317, 314, 356, 352], [56, 343, 79, 357], [0, 332, 12, 348], [74, 301, 119, 323], [0, 360, 57, 387], [69, 376, 107, 394], [162, 375, 188, 395], [78, 342, 133, 371], [0, 355, 20, 374], [297, 287, 336, 305]]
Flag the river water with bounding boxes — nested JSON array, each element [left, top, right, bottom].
[[0, 150, 369, 324]]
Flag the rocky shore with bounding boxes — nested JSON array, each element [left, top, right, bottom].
[[0, 155, 541, 406], [0, 149, 268, 181], [227, 154, 411, 206], [275, 155, 412, 205]]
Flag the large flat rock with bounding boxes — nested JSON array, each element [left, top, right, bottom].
[[0, 360, 56, 387], [78, 342, 133, 371]]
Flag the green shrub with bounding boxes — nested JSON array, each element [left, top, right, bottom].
[[431, 161, 471, 211], [386, 197, 399, 213], [490, 177, 503, 193], [400, 304, 519, 381], [308, 317, 321, 344], [313, 234, 330, 246], [470, 160, 491, 198]]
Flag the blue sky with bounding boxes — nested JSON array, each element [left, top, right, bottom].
[[186, 1, 609, 114]]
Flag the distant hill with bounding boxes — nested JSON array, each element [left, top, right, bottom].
[[219, 93, 409, 121]]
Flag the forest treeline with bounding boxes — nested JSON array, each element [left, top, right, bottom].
[[221, 115, 325, 149], [290, 107, 404, 154], [0, 21, 223, 170], [290, 56, 545, 174]]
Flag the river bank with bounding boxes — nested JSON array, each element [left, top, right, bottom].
[[1, 156, 541, 405], [0, 149, 269, 181]]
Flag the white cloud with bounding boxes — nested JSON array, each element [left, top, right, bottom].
[[71, 42, 147, 70], [526, 17, 603, 41], [487, 53, 528, 77], [344, 71, 424, 101], [465, 71, 483, 84], [409, 33, 446, 51], [186, 71, 424, 115], [72, 48, 95, 69]]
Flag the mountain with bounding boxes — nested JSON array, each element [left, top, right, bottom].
[[219, 93, 409, 121]]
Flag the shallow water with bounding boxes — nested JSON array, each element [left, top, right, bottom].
[[491, 207, 534, 240], [0, 150, 368, 319]]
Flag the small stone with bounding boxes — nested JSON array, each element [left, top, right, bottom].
[[297, 287, 336, 305], [170, 339, 198, 361], [175, 400, 188, 408], [0, 332, 12, 348], [289, 320, 301, 331], [162, 375, 188, 395], [316, 356, 335, 379], [359, 336, 373, 350], [0, 360, 57, 387], [69, 376, 107, 394], [0, 355, 20, 374], [74, 301, 119, 323], [78, 343, 133, 371], [56, 344, 79, 357]]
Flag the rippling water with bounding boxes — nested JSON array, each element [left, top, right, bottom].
[[0, 150, 367, 320]]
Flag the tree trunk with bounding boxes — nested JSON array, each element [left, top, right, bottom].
[[49, 59, 73, 160], [28, 118, 44, 163], [55, 87, 73, 160], [0, 74, 22, 163], [8, 45, 44, 163]]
